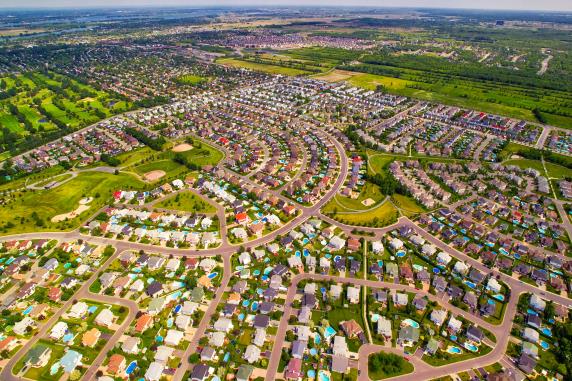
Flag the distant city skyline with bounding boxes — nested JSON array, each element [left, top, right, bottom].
[[1, 0, 571, 12]]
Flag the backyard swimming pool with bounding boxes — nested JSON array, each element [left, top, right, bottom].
[[541, 327, 552, 337], [402, 319, 419, 328], [318, 370, 331, 381], [464, 342, 478, 352], [396, 250, 406, 258], [126, 361, 137, 375], [207, 272, 218, 279], [324, 326, 336, 339], [540, 340, 550, 350], [447, 346, 462, 354]]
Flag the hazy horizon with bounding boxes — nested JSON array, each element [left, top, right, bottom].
[[1, 0, 571, 12]]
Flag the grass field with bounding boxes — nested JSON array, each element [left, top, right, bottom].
[[503, 159, 572, 179], [176, 74, 208, 85], [216, 58, 312, 76], [154, 190, 216, 213], [0, 171, 143, 235], [322, 198, 398, 227]]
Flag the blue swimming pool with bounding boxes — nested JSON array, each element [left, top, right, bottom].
[[314, 334, 321, 345], [324, 326, 336, 339], [450, 335, 457, 341], [50, 362, 60, 375], [402, 318, 419, 328], [540, 340, 550, 350], [88, 306, 98, 314], [541, 327, 552, 337], [433, 267, 440, 274], [251, 302, 259, 311], [295, 251, 301, 257], [302, 238, 309, 245], [309, 348, 317, 356], [318, 370, 330, 381], [464, 281, 476, 289], [308, 369, 316, 378], [464, 342, 478, 352], [156, 335, 163, 343], [242, 300, 250, 307], [303, 249, 310, 257], [238, 313, 245, 321], [23, 306, 33, 315], [125, 361, 137, 375], [447, 346, 462, 354], [487, 299, 496, 305], [167, 318, 173, 328], [396, 250, 406, 258], [493, 294, 505, 302], [223, 352, 230, 362], [207, 272, 218, 279]]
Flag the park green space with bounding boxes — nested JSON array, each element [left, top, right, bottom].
[[216, 57, 312, 76], [176, 74, 208, 85], [154, 190, 216, 213], [368, 352, 414, 380], [0, 171, 144, 235]]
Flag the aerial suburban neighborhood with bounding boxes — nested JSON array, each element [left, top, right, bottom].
[[0, 3, 571, 381]]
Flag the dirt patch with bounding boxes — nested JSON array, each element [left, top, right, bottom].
[[361, 198, 376, 207], [315, 69, 357, 82], [51, 199, 92, 222], [172, 143, 193, 152], [144, 170, 166, 182]]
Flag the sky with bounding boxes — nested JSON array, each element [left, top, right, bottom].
[[1, 0, 571, 12]]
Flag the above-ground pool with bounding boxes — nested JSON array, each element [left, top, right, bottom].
[[371, 314, 380, 323], [125, 361, 137, 375], [402, 318, 420, 329], [62, 333, 74, 343], [447, 346, 462, 354], [253, 270, 261, 276], [295, 251, 301, 257], [156, 335, 163, 343], [464, 342, 478, 352], [433, 267, 440, 274], [238, 313, 245, 321], [450, 335, 457, 341], [174, 305, 182, 314]]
